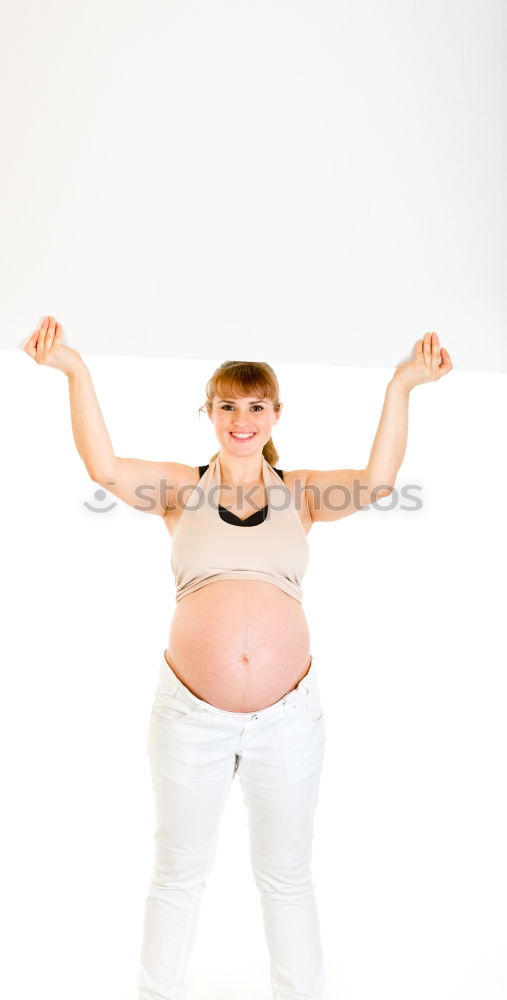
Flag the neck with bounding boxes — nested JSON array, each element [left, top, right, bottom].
[[217, 451, 265, 484]]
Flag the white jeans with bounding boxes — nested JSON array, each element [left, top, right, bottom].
[[137, 653, 326, 1000]]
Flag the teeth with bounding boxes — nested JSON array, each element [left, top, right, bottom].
[[231, 433, 254, 438]]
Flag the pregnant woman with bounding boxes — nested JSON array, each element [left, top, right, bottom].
[[24, 317, 452, 1000]]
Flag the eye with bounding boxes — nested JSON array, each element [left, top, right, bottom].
[[220, 404, 265, 411]]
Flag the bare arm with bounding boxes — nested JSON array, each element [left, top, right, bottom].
[[365, 331, 453, 489], [67, 363, 116, 479], [301, 332, 453, 524], [70, 371, 194, 516], [24, 315, 115, 479], [300, 380, 410, 524], [24, 315, 195, 518], [364, 375, 409, 494]]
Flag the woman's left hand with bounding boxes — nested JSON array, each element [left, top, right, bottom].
[[394, 332, 453, 390]]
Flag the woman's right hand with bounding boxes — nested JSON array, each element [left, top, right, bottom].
[[23, 315, 84, 377]]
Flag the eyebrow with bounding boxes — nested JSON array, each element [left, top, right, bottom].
[[217, 398, 268, 403]]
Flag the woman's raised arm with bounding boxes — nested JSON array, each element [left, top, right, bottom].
[[24, 314, 116, 479], [23, 315, 194, 517]]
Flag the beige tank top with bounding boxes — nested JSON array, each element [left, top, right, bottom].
[[171, 455, 310, 603]]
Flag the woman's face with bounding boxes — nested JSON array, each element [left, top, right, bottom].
[[208, 392, 282, 455]]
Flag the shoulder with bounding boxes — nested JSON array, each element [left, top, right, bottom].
[[163, 463, 203, 501], [277, 468, 310, 488], [160, 464, 204, 526]]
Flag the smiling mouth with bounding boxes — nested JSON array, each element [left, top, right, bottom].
[[230, 432, 256, 439]]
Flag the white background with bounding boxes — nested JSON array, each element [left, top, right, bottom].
[[2, 349, 506, 1000], [1, 0, 506, 372]]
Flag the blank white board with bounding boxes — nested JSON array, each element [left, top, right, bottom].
[[1, 0, 506, 372]]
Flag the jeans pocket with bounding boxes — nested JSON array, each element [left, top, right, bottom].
[[305, 681, 324, 722], [150, 684, 201, 724]]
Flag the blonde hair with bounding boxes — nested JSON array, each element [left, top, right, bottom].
[[199, 361, 281, 466]]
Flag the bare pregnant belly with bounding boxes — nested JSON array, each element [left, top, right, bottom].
[[165, 579, 312, 712]]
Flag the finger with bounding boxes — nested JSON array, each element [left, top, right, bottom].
[[27, 317, 47, 360], [423, 333, 432, 364], [23, 331, 38, 349], [36, 330, 46, 356], [415, 338, 423, 356], [439, 348, 453, 370], [37, 315, 52, 354], [24, 340, 37, 358], [45, 316, 56, 349], [431, 332, 441, 368]]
